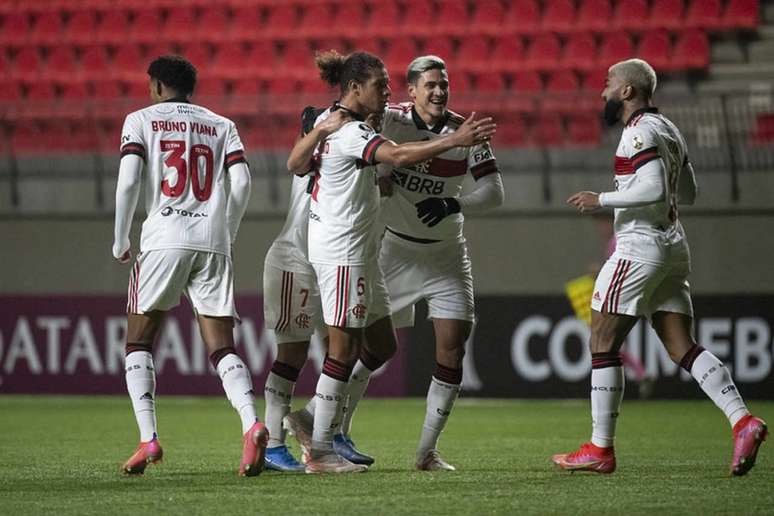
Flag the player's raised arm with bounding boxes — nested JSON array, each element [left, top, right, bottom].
[[286, 109, 352, 175], [374, 112, 496, 168]]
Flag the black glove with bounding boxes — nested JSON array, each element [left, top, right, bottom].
[[415, 197, 461, 227]]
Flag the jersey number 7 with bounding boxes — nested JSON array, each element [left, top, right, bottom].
[[160, 140, 214, 201]]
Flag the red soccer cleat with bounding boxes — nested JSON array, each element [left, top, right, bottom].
[[239, 421, 270, 477], [731, 415, 767, 476], [552, 442, 616, 474], [122, 438, 163, 475]]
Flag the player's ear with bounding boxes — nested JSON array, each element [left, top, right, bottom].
[[622, 84, 635, 101], [156, 81, 163, 97], [407, 82, 417, 100]]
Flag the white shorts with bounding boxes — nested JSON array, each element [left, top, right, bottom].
[[127, 249, 237, 317], [263, 261, 324, 344], [590, 254, 693, 318], [312, 262, 391, 328], [380, 233, 475, 328]]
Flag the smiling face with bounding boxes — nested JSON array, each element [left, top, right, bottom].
[[409, 68, 449, 124]]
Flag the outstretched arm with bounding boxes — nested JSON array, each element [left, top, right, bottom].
[[112, 155, 143, 263]]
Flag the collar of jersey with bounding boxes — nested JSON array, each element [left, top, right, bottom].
[[625, 106, 658, 126], [411, 106, 449, 134], [162, 97, 191, 104], [332, 102, 365, 121]]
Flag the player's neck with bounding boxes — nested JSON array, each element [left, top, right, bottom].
[[621, 100, 650, 126], [337, 96, 367, 120], [414, 105, 443, 128]]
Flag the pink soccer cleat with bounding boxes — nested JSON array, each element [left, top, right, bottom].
[[731, 415, 767, 476], [122, 438, 163, 475], [239, 421, 270, 477], [552, 442, 616, 474]]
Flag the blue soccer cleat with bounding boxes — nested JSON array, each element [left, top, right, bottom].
[[264, 445, 306, 472], [333, 433, 374, 466]]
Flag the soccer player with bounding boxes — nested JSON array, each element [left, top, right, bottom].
[[554, 58, 767, 475], [112, 56, 266, 476], [284, 50, 496, 473], [354, 55, 504, 471], [262, 109, 351, 472]]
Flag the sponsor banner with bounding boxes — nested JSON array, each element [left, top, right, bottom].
[[408, 296, 774, 399], [0, 295, 407, 396]]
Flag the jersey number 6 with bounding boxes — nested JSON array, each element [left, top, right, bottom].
[[160, 140, 214, 201]]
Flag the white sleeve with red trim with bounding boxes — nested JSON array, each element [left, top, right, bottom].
[[599, 158, 665, 208], [224, 120, 247, 170], [112, 154, 143, 259], [458, 172, 505, 214], [467, 141, 499, 180], [336, 121, 387, 165], [119, 112, 146, 161]]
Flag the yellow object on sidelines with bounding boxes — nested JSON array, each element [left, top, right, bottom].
[[565, 275, 595, 325]]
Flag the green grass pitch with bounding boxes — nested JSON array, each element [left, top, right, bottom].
[[1, 396, 772, 515]]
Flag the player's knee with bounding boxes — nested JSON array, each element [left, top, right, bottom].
[[589, 328, 617, 354], [437, 343, 465, 369]]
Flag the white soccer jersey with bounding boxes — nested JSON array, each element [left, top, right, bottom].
[[120, 101, 246, 256], [611, 107, 690, 264], [266, 106, 332, 272], [307, 110, 386, 266], [378, 102, 500, 242]]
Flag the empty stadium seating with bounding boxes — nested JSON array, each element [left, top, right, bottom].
[[0, 0, 763, 153]]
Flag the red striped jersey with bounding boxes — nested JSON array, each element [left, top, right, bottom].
[[308, 112, 386, 266], [120, 101, 246, 256], [612, 107, 690, 264], [379, 102, 500, 242]]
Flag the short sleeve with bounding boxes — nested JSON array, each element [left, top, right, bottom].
[[338, 121, 387, 165], [467, 141, 500, 180], [625, 126, 660, 171], [224, 121, 247, 169], [119, 113, 146, 161]]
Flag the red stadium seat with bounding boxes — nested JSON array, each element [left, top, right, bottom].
[[61, 81, 90, 100], [128, 8, 164, 44], [507, 71, 541, 113], [582, 68, 607, 92], [11, 121, 41, 154], [197, 7, 230, 43], [0, 12, 31, 46], [470, 0, 506, 36], [546, 70, 579, 93], [297, 4, 334, 39], [331, 3, 367, 39], [231, 77, 262, 96], [433, 0, 468, 37], [685, 0, 722, 30], [178, 43, 212, 70], [576, 0, 612, 34], [231, 6, 263, 41], [111, 45, 145, 82], [491, 36, 525, 73], [125, 79, 149, 99], [534, 113, 564, 146], [612, 0, 649, 32], [493, 114, 527, 146], [352, 37, 381, 56], [567, 113, 601, 146], [561, 33, 597, 72], [266, 77, 301, 116], [245, 41, 277, 79], [162, 8, 196, 44], [504, 0, 541, 36], [524, 33, 562, 72], [0, 80, 23, 102], [541, 0, 576, 34], [672, 29, 710, 70], [211, 42, 251, 80], [63, 10, 97, 45], [474, 71, 506, 93], [29, 11, 63, 46], [93, 79, 124, 99], [421, 38, 454, 64], [511, 71, 543, 93], [196, 77, 227, 97], [637, 30, 673, 72], [10, 47, 42, 82], [544, 70, 580, 114], [384, 38, 418, 77], [401, 0, 433, 36], [58, 82, 90, 119], [363, 2, 400, 38], [597, 32, 634, 69], [454, 38, 490, 73], [648, 0, 686, 30], [722, 0, 759, 30], [143, 42, 177, 61], [25, 81, 56, 102], [281, 40, 314, 79], [41, 46, 77, 83], [263, 4, 299, 39], [95, 9, 130, 46]]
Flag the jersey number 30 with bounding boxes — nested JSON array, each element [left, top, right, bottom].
[[160, 140, 214, 201]]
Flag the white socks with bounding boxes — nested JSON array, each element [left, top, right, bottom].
[[590, 366, 625, 448], [125, 351, 157, 442], [688, 349, 749, 427], [217, 353, 258, 434], [416, 377, 461, 460], [341, 359, 375, 436], [311, 373, 347, 454], [264, 371, 295, 448]]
